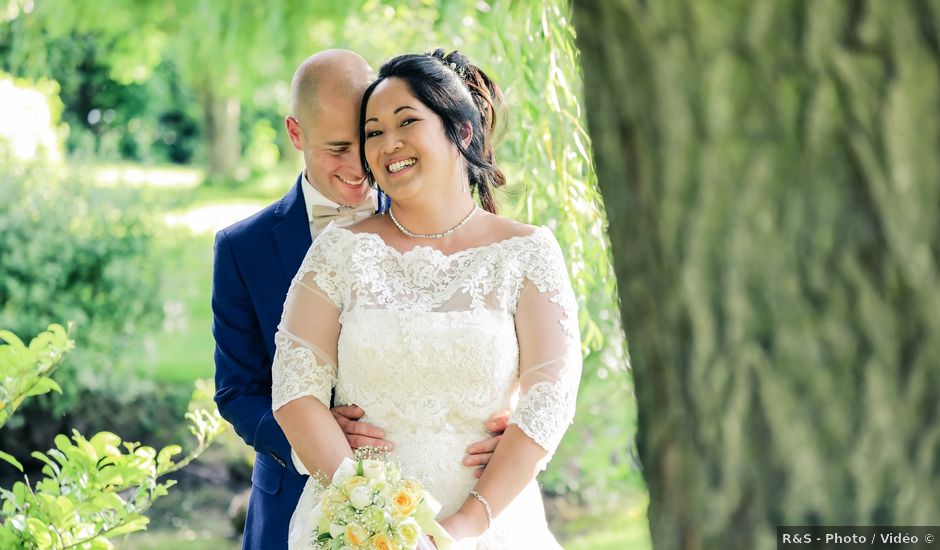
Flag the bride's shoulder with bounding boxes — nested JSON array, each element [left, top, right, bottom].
[[479, 213, 540, 241]]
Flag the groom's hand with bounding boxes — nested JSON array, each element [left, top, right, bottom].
[[331, 405, 393, 451], [463, 411, 510, 478]]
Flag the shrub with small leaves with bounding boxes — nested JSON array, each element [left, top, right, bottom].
[[0, 325, 227, 549]]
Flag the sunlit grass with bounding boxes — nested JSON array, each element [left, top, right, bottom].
[[85, 161, 205, 189], [561, 496, 652, 550]]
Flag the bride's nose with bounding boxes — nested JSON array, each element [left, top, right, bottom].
[[381, 134, 404, 155]]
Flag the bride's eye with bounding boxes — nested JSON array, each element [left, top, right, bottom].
[[365, 130, 381, 139], [400, 118, 419, 127]]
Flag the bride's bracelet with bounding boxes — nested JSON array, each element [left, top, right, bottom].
[[468, 490, 493, 528]]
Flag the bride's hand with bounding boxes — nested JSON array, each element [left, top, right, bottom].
[[439, 511, 486, 541]]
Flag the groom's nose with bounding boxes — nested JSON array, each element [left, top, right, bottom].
[[342, 153, 366, 180]]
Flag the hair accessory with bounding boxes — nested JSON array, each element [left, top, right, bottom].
[[469, 490, 493, 528], [425, 50, 468, 79]]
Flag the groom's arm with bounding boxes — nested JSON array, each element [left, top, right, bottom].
[[212, 230, 297, 473]]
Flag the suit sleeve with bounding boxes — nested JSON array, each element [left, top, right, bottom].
[[212, 229, 298, 473]]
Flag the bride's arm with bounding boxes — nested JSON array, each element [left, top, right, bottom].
[[271, 235, 354, 478], [441, 233, 583, 539]]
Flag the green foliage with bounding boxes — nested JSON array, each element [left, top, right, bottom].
[[575, 0, 940, 548], [0, 325, 227, 549], [487, 0, 636, 507], [0, 324, 73, 434], [0, 159, 165, 415]]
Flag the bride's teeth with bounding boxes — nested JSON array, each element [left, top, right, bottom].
[[388, 158, 416, 173]]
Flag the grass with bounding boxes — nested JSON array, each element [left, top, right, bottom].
[[140, 230, 218, 383], [560, 496, 652, 550]]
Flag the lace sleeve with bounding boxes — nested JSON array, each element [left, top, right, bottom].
[[510, 229, 582, 465], [271, 225, 353, 410]]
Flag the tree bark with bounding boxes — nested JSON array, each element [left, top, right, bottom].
[[202, 89, 241, 183], [572, 1, 940, 548]]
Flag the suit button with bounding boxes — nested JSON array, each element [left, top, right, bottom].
[[271, 453, 287, 468]]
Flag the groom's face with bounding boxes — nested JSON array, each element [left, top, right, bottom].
[[296, 91, 370, 207]]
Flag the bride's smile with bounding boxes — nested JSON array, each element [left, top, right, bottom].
[[362, 77, 473, 233]]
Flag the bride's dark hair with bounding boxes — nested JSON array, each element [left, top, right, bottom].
[[359, 48, 506, 214]]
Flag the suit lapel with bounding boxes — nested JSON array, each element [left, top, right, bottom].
[[272, 174, 313, 281]]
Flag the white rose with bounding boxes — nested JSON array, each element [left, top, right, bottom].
[[349, 485, 373, 510], [329, 522, 345, 539], [361, 459, 386, 480]]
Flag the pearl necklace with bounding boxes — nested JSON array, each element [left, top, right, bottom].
[[389, 203, 478, 239]]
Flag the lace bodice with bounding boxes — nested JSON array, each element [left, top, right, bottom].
[[271, 222, 581, 548]]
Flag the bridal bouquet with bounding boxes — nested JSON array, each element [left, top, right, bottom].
[[310, 449, 454, 550]]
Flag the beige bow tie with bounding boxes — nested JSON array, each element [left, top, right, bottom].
[[311, 202, 374, 231]]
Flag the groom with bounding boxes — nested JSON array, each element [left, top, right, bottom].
[[212, 50, 506, 549]]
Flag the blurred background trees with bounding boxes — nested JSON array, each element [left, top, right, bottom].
[[574, 1, 940, 549], [1, 0, 643, 547]]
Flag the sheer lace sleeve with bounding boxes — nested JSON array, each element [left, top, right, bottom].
[[271, 225, 353, 411], [510, 229, 582, 465]]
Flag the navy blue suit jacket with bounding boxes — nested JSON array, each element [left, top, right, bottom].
[[212, 174, 313, 549]]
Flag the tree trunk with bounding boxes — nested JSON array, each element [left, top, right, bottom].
[[572, 1, 940, 548], [202, 89, 241, 183]]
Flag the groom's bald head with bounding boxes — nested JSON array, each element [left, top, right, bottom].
[[290, 49, 374, 128]]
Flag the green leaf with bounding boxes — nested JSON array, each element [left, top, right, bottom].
[[155, 445, 182, 468], [23, 377, 62, 397], [0, 330, 25, 350], [90, 432, 123, 457], [0, 451, 23, 472], [105, 515, 149, 536]]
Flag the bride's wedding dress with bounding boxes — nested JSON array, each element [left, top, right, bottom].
[[271, 222, 582, 549]]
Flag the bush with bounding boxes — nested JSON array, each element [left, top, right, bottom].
[[0, 161, 165, 416], [0, 325, 227, 549]]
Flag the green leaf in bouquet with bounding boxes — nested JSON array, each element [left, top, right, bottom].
[[0, 450, 23, 472]]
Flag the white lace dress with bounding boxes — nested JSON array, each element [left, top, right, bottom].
[[271, 223, 582, 549]]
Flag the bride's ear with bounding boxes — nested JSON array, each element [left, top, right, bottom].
[[458, 122, 473, 149]]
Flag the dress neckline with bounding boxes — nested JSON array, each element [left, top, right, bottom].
[[328, 223, 546, 260]]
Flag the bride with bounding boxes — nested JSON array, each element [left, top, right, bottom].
[[271, 49, 582, 548]]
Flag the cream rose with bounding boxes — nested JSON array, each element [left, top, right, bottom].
[[371, 532, 399, 550], [391, 486, 419, 517], [345, 523, 370, 546]]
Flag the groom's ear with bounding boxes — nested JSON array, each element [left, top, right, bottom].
[[285, 115, 304, 151]]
